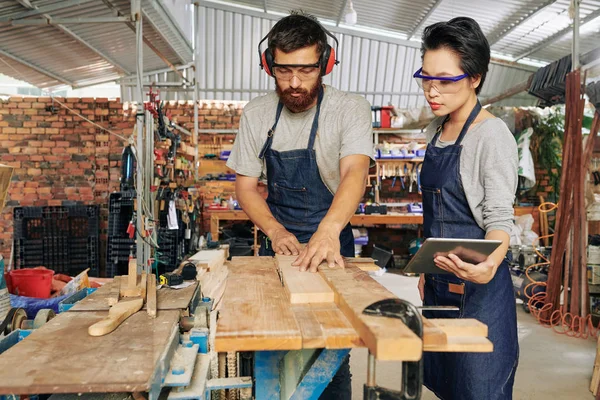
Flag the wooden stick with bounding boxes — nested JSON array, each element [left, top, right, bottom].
[[147, 273, 157, 318], [88, 297, 143, 337]]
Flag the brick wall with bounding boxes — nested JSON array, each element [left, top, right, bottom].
[[0, 97, 243, 272]]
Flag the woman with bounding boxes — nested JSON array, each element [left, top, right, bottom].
[[414, 17, 519, 400]]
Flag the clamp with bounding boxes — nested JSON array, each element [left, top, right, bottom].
[[362, 299, 423, 400]]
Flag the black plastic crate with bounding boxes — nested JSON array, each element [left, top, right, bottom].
[[106, 191, 136, 277], [13, 205, 100, 277], [156, 228, 181, 274]]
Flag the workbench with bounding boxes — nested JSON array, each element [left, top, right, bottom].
[[0, 282, 200, 398], [215, 256, 493, 399], [0, 255, 494, 400], [208, 210, 423, 241]]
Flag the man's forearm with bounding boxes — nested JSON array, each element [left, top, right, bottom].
[[319, 166, 367, 234], [237, 188, 284, 238]]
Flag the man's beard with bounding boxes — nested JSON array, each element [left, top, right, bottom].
[[276, 77, 322, 113]]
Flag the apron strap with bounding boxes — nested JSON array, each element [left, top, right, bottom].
[[258, 101, 285, 160], [455, 100, 482, 146], [306, 87, 325, 150], [431, 100, 482, 146]]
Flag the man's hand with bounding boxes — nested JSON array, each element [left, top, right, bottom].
[[270, 227, 302, 256], [434, 254, 497, 284], [292, 225, 344, 272]]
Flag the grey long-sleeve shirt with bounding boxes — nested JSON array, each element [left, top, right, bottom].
[[425, 117, 518, 235]]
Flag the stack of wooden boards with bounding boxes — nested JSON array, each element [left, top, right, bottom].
[[215, 256, 493, 361]]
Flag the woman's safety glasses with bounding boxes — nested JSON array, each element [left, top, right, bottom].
[[413, 68, 469, 94], [272, 63, 320, 81]]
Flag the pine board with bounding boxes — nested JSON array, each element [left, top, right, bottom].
[[276, 254, 334, 304], [0, 310, 180, 394], [215, 257, 302, 352]]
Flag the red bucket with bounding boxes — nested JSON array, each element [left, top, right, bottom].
[[9, 269, 54, 298]]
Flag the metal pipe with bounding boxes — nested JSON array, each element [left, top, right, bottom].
[[366, 352, 376, 387], [133, 0, 146, 273], [573, 0, 580, 70], [194, 1, 201, 180]]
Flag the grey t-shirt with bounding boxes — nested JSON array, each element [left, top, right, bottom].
[[426, 117, 518, 235], [226, 85, 374, 194]]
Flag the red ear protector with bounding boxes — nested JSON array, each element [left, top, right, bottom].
[[258, 24, 340, 77]]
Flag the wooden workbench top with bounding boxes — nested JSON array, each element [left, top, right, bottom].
[[215, 257, 492, 360], [0, 310, 180, 395]]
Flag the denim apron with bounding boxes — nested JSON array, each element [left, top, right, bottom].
[[257, 88, 354, 258], [257, 88, 353, 400], [420, 101, 519, 400]]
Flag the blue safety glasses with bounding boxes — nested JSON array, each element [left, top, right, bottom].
[[413, 67, 470, 94]]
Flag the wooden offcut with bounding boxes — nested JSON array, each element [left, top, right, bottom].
[[0, 310, 180, 394], [188, 249, 226, 271], [88, 297, 143, 337], [67, 279, 197, 312], [276, 254, 335, 304], [318, 264, 422, 361], [147, 273, 157, 318]]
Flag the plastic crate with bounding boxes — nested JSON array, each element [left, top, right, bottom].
[[13, 205, 100, 277], [157, 228, 181, 274], [106, 191, 136, 277]]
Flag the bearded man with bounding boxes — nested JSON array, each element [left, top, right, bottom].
[[225, 12, 373, 397]]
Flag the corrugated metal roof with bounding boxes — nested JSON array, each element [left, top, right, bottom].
[[218, 0, 600, 66], [0, 0, 193, 90]]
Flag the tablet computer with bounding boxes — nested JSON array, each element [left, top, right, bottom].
[[403, 238, 502, 274]]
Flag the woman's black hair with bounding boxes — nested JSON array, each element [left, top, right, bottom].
[[421, 17, 490, 95], [268, 10, 327, 56]]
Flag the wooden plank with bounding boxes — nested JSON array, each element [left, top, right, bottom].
[[424, 336, 493, 353], [188, 249, 225, 271], [422, 317, 447, 346], [147, 273, 157, 318], [215, 257, 302, 352], [318, 263, 422, 361], [309, 303, 363, 349], [426, 318, 488, 337], [68, 280, 197, 312], [107, 276, 120, 306], [276, 254, 334, 304], [0, 310, 180, 394]]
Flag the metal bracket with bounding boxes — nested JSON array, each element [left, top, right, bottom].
[[362, 299, 423, 400]]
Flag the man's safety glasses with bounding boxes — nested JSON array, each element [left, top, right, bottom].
[[272, 63, 320, 81], [413, 68, 469, 94]]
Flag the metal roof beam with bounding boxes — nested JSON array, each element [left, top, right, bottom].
[[14, 0, 33, 8], [144, 0, 193, 61], [406, 0, 444, 40], [3, 0, 96, 22], [488, 0, 559, 45], [56, 25, 131, 74], [11, 17, 131, 24], [102, 0, 190, 83], [5, 0, 131, 75], [0, 48, 73, 86], [515, 8, 600, 61]]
